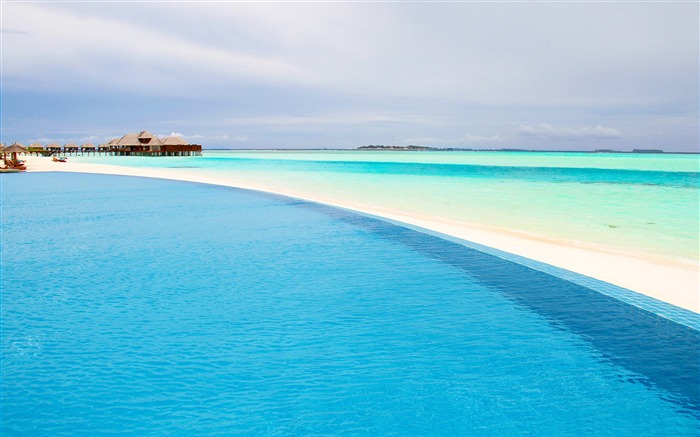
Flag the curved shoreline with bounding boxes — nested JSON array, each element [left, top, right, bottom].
[[20, 156, 700, 313]]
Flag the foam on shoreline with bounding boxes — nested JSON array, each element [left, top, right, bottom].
[[20, 156, 700, 313]]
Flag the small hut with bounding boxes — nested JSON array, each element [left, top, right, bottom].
[[46, 143, 62, 154], [64, 143, 79, 154], [160, 135, 198, 156], [81, 143, 96, 155], [108, 138, 121, 154], [28, 142, 46, 156]]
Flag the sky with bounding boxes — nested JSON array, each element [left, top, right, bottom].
[[1, 1, 698, 151]]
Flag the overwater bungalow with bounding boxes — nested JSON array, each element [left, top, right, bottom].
[[106, 131, 161, 156], [101, 131, 201, 156], [46, 143, 62, 154], [64, 143, 80, 154], [28, 143, 47, 156], [160, 135, 203, 156], [81, 143, 96, 155]]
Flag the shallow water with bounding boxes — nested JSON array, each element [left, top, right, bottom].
[[2, 173, 698, 435], [78, 150, 700, 262]]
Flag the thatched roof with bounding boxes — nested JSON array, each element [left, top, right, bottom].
[[108, 138, 120, 145], [81, 143, 96, 149], [115, 133, 140, 146], [46, 143, 62, 149], [29, 142, 44, 149], [64, 143, 79, 149], [114, 131, 163, 149], [4, 144, 28, 153], [138, 131, 163, 146], [161, 135, 189, 146]]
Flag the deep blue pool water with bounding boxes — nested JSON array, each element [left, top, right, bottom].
[[1, 173, 698, 435]]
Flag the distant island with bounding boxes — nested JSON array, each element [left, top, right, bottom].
[[357, 145, 670, 154]]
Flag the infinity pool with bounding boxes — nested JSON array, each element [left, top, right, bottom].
[[2, 173, 698, 435]]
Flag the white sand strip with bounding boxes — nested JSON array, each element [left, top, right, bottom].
[[21, 156, 700, 313]]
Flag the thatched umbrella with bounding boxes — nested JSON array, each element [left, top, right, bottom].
[[4, 143, 28, 163]]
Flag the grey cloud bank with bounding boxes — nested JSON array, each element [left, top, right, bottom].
[[2, 2, 697, 151]]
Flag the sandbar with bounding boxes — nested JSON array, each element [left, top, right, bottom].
[[19, 155, 700, 313]]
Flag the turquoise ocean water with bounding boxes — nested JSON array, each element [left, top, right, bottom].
[[80, 150, 700, 263], [2, 172, 698, 435]]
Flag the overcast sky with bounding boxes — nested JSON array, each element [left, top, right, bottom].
[[2, 1, 698, 151]]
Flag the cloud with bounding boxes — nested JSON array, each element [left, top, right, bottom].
[[27, 134, 112, 144], [78, 135, 101, 143], [2, 3, 315, 95], [405, 134, 504, 146], [226, 113, 433, 128], [460, 134, 504, 144], [0, 28, 29, 35], [517, 123, 621, 141], [188, 134, 230, 141], [2, 3, 697, 151], [4, 2, 696, 107], [27, 137, 65, 144]]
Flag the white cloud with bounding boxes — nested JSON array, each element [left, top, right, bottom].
[[27, 134, 113, 144], [404, 134, 505, 146], [78, 135, 101, 143], [460, 134, 504, 144], [517, 123, 621, 141], [189, 134, 230, 141], [27, 137, 65, 144]]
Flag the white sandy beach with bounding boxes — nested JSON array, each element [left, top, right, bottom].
[[20, 155, 700, 313]]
